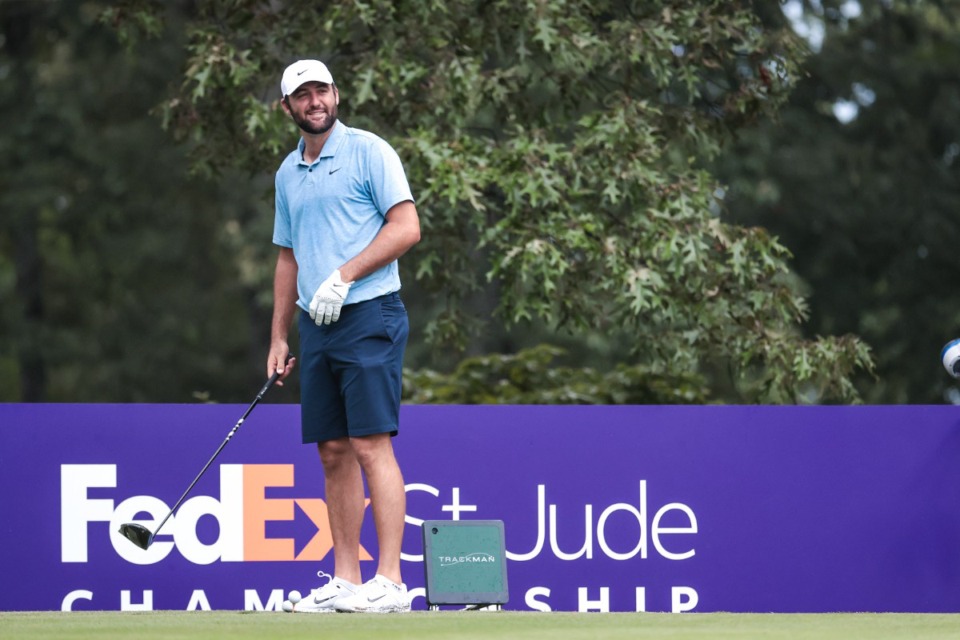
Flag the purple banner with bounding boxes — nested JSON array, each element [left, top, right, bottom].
[[2, 404, 959, 612]]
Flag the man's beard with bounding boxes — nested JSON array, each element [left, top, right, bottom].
[[292, 103, 337, 135]]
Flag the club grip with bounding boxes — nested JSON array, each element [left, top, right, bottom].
[[258, 355, 293, 397]]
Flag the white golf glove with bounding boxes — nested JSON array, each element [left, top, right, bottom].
[[309, 269, 352, 325]]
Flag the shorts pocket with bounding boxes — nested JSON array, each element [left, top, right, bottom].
[[379, 297, 409, 345]]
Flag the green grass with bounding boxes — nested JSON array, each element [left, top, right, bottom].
[[2, 612, 960, 639]]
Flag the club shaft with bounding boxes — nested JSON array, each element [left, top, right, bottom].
[[149, 371, 280, 539]]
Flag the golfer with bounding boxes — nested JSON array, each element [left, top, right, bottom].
[[266, 59, 420, 613]]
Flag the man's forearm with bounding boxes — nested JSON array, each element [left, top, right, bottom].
[[272, 248, 299, 344], [338, 201, 421, 283]]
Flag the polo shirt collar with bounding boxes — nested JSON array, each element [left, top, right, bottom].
[[297, 120, 345, 165]]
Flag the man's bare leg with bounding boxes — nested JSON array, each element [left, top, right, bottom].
[[349, 433, 405, 584], [318, 437, 366, 585]]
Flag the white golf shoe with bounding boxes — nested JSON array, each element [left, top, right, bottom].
[[287, 571, 358, 613], [335, 574, 410, 613]]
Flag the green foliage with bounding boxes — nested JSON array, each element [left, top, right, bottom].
[[98, 0, 875, 404], [0, 0, 882, 406], [403, 344, 709, 404], [0, 0, 269, 402], [716, 0, 960, 402]]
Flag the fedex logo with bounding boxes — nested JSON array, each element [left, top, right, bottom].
[[60, 464, 370, 566]]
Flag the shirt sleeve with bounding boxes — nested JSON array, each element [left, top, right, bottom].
[[367, 138, 415, 217], [273, 170, 293, 248]]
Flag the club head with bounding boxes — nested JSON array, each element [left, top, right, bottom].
[[119, 523, 154, 550]]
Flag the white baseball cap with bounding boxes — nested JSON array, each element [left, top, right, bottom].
[[280, 60, 335, 98]]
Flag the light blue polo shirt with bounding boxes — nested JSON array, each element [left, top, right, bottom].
[[273, 120, 414, 311]]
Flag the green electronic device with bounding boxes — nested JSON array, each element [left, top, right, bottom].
[[421, 520, 509, 610]]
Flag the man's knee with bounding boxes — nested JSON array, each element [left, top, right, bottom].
[[318, 437, 354, 469], [348, 433, 395, 469]]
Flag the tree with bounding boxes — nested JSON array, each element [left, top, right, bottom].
[[403, 344, 710, 404], [0, 0, 268, 402], [103, 0, 873, 403], [716, 0, 960, 402]]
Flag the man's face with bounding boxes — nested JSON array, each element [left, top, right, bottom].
[[284, 81, 339, 135]]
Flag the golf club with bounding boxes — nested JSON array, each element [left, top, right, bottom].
[[118, 364, 286, 550]]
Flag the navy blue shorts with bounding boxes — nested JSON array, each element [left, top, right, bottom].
[[298, 292, 409, 444]]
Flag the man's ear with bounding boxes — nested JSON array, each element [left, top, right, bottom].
[[281, 96, 291, 114], [334, 86, 339, 106]]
